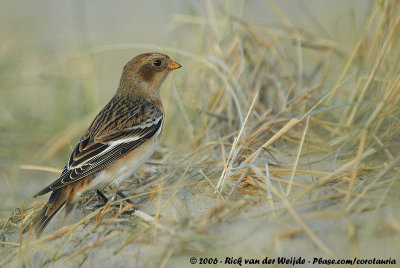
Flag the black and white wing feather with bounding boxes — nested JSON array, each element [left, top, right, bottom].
[[34, 97, 163, 197]]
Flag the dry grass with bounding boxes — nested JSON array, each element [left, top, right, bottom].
[[1, 1, 400, 267]]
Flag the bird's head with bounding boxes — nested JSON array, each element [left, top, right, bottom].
[[118, 52, 181, 99]]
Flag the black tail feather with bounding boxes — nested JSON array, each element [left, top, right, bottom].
[[33, 201, 66, 237], [24, 189, 66, 238]]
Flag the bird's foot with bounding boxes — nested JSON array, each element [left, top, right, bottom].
[[92, 190, 135, 215]]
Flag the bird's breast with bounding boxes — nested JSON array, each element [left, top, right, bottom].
[[89, 136, 161, 191]]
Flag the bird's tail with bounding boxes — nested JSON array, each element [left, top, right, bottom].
[[25, 188, 67, 238]]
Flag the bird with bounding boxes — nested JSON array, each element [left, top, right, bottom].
[[27, 52, 181, 237]]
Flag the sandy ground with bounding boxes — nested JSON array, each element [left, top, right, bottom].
[[2, 152, 399, 267]]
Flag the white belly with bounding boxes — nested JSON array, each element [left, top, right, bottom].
[[88, 138, 160, 191]]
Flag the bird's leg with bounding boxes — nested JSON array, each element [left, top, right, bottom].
[[93, 190, 112, 210], [113, 190, 135, 214], [117, 191, 135, 205], [94, 189, 134, 214], [96, 190, 109, 204]]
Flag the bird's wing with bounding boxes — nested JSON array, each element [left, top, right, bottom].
[[34, 97, 163, 197]]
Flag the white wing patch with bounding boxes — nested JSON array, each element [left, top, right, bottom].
[[68, 114, 163, 170]]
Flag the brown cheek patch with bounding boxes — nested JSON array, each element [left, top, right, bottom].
[[139, 64, 156, 82]]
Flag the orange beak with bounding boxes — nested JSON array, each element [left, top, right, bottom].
[[168, 60, 182, 70]]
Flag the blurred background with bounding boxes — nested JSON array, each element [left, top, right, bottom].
[[0, 0, 371, 215]]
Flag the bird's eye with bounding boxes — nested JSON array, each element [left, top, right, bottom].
[[154, 60, 162, 66]]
